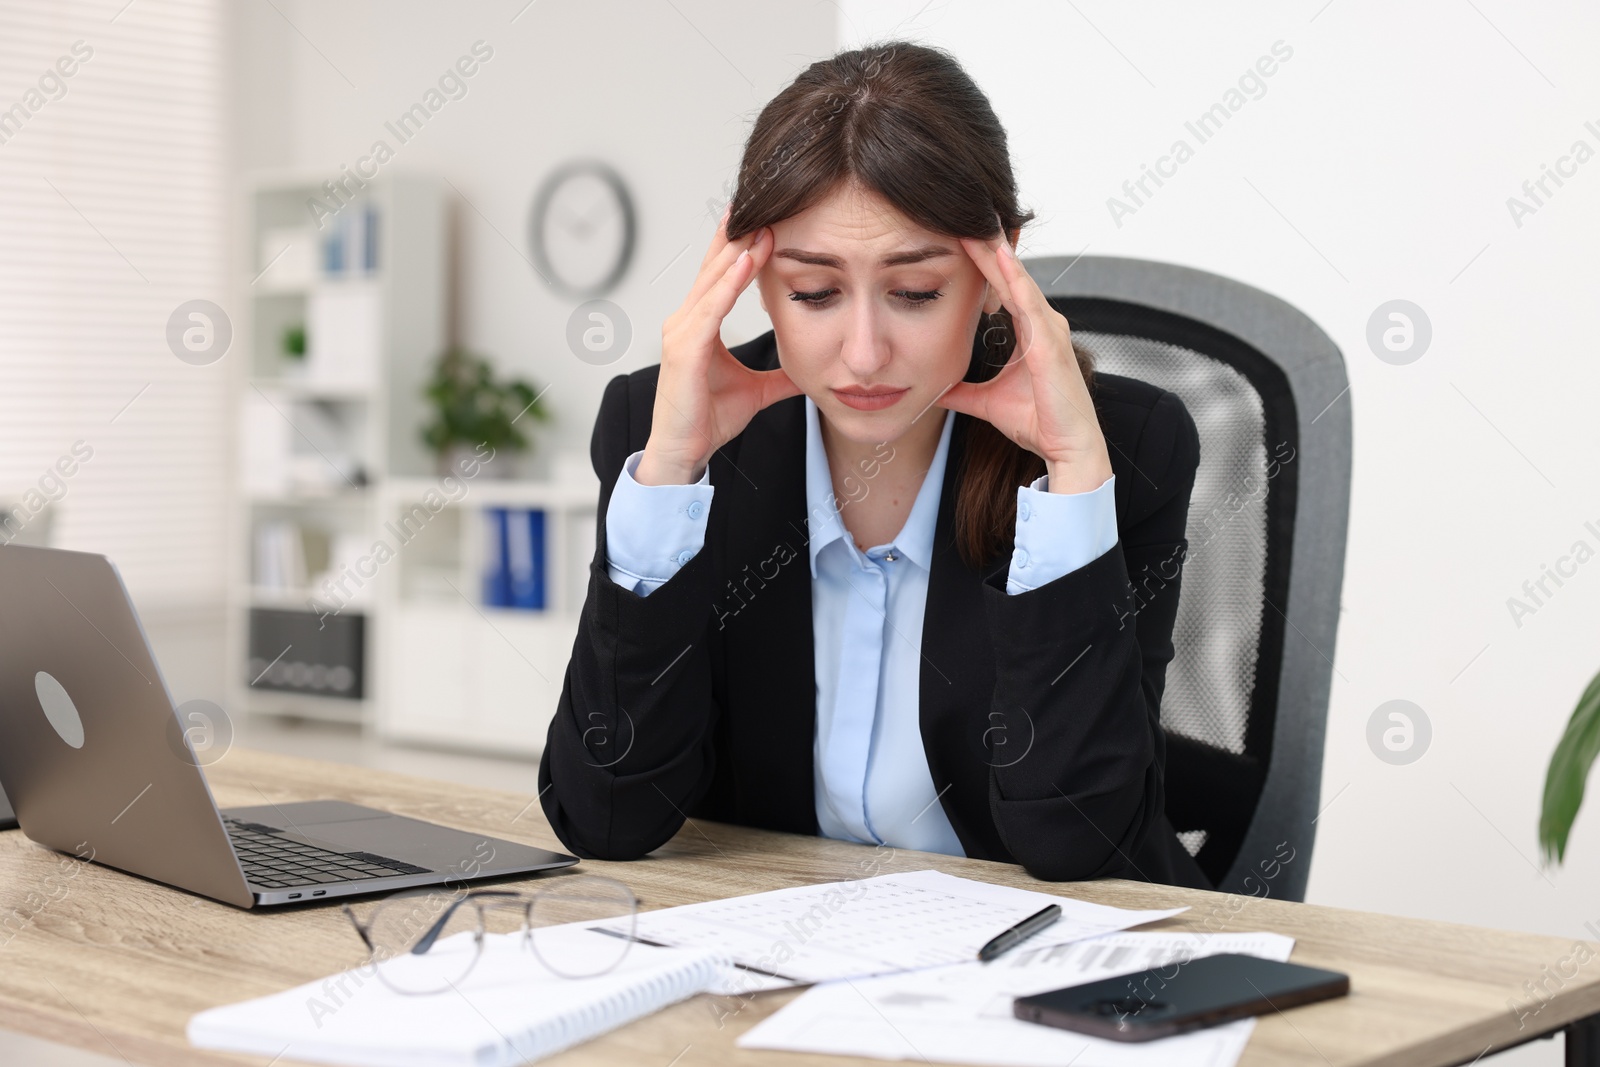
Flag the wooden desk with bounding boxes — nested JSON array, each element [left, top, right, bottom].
[[0, 747, 1596, 1067]]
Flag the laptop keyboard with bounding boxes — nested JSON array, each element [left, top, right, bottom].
[[225, 818, 433, 889]]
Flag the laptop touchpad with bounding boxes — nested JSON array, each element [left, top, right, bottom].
[[299, 814, 500, 870]]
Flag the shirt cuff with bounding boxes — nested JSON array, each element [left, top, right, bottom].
[[604, 450, 714, 597], [1006, 472, 1118, 595]]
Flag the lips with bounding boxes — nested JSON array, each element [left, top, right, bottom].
[[832, 386, 909, 411]]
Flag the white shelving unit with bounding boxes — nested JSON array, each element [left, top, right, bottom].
[[227, 168, 597, 759], [226, 169, 445, 729], [372, 477, 597, 757]]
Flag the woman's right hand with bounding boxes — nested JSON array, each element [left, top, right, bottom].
[[634, 212, 800, 485]]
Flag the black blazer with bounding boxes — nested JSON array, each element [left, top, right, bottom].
[[539, 329, 1211, 891]]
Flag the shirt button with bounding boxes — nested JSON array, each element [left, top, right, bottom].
[[1018, 501, 1032, 522], [686, 500, 705, 520], [1013, 547, 1030, 569], [674, 548, 695, 566]]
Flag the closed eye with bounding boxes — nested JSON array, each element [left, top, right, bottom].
[[788, 289, 943, 309]]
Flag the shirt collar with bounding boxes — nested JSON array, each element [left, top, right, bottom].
[[803, 394, 954, 579]]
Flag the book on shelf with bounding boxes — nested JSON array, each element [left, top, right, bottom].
[[484, 506, 546, 610], [507, 507, 546, 609], [253, 520, 304, 590], [253, 522, 334, 595], [319, 202, 380, 277], [483, 506, 509, 607]]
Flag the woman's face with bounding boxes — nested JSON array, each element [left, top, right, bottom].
[[755, 180, 1000, 446]]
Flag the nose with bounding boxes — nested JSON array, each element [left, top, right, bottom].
[[837, 297, 890, 379]]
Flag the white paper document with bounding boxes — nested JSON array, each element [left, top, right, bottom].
[[738, 929, 1295, 1067], [613, 869, 1188, 985]]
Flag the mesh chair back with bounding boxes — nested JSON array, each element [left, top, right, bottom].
[[1027, 258, 1350, 901]]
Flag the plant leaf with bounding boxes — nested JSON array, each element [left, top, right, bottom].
[[1539, 665, 1600, 865], [419, 347, 546, 457]]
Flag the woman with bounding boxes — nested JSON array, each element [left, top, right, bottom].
[[539, 41, 1208, 889]]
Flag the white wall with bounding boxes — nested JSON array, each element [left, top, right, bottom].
[[229, 0, 837, 479], [836, 0, 1600, 1058]]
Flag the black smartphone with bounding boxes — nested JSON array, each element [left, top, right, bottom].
[[1013, 952, 1349, 1042]]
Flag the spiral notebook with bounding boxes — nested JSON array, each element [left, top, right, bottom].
[[187, 927, 722, 1067]]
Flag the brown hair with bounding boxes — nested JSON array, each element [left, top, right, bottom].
[[726, 40, 1095, 569]]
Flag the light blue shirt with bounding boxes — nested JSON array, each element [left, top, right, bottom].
[[602, 397, 1118, 855]]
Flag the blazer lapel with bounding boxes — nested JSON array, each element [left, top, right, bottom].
[[713, 393, 820, 834], [919, 413, 1010, 861]]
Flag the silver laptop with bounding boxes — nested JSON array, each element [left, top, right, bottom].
[[0, 544, 577, 907]]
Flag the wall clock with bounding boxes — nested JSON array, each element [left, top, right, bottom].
[[527, 159, 636, 298]]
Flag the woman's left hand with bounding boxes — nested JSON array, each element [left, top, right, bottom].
[[937, 229, 1114, 495]]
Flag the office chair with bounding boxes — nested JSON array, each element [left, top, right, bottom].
[[1024, 255, 1351, 902]]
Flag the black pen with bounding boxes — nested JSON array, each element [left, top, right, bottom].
[[977, 903, 1061, 963]]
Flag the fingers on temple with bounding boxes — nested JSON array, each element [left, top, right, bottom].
[[688, 222, 764, 313], [690, 229, 769, 339], [964, 236, 1022, 329], [993, 238, 1050, 323]]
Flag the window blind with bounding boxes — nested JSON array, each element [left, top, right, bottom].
[[0, 0, 229, 610]]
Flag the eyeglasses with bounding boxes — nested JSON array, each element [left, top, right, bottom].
[[341, 874, 639, 995]]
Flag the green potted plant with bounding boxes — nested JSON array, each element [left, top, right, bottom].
[[420, 345, 549, 478], [1540, 669, 1600, 865], [281, 323, 306, 374]]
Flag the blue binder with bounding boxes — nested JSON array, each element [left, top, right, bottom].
[[482, 507, 511, 607], [507, 508, 546, 610], [321, 220, 345, 275]]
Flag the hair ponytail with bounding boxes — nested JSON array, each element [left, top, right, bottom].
[[952, 307, 1095, 567]]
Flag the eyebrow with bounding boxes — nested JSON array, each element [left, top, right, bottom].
[[773, 245, 955, 269]]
